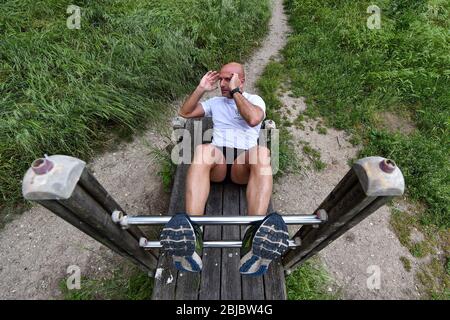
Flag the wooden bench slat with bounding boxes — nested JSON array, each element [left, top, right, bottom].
[[171, 163, 204, 300], [263, 200, 288, 300], [151, 254, 179, 300], [167, 164, 189, 214], [152, 164, 189, 300], [221, 183, 242, 300], [199, 183, 223, 300], [264, 260, 287, 300], [240, 186, 266, 300], [153, 118, 287, 300]]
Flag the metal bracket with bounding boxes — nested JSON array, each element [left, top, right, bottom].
[[111, 210, 129, 229]]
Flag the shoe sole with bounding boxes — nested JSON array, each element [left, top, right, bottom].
[[160, 214, 203, 272], [173, 254, 203, 273], [239, 213, 289, 276], [160, 214, 196, 257]]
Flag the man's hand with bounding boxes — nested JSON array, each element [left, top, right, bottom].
[[229, 72, 242, 91], [199, 71, 220, 91]]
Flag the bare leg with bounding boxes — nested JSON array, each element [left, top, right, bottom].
[[185, 144, 226, 216], [231, 146, 272, 216]]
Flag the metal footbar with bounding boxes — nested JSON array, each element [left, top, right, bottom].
[[111, 209, 328, 249]]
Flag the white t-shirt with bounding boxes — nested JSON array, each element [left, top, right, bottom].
[[201, 92, 266, 150]]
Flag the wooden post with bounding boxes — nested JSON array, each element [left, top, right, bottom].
[[282, 157, 404, 271], [22, 155, 158, 271], [37, 199, 146, 267], [78, 169, 145, 241]]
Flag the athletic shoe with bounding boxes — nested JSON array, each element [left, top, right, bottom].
[[159, 213, 203, 272], [239, 212, 289, 276]]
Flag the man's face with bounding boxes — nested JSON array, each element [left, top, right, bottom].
[[219, 65, 244, 98]]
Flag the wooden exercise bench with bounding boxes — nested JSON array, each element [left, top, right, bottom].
[[151, 117, 286, 300]]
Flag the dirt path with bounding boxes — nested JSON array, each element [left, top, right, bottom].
[[0, 0, 420, 300]]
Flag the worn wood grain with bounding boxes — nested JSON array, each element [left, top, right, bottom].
[[199, 183, 223, 300], [264, 260, 287, 300], [221, 183, 241, 300], [58, 185, 157, 269], [240, 186, 265, 300]]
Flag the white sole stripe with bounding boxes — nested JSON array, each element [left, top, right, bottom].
[[259, 225, 289, 235], [162, 227, 194, 232], [254, 235, 288, 247], [161, 239, 194, 243]]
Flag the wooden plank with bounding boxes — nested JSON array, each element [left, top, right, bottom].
[[174, 119, 214, 299], [297, 170, 358, 241], [221, 183, 242, 300], [199, 183, 223, 300], [202, 117, 213, 143], [294, 196, 392, 269], [264, 260, 287, 300], [175, 270, 201, 300], [37, 200, 134, 263], [78, 169, 146, 242], [283, 179, 375, 269], [173, 164, 201, 300], [151, 253, 179, 300], [58, 186, 157, 269], [156, 118, 213, 300], [167, 164, 189, 215], [153, 164, 189, 300], [263, 199, 287, 300], [240, 186, 265, 300], [154, 118, 214, 300]]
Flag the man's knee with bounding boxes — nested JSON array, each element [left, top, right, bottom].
[[248, 146, 272, 176], [249, 146, 271, 166]]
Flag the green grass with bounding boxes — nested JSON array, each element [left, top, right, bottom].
[[256, 61, 301, 176], [0, 0, 271, 223], [282, 0, 450, 229], [390, 205, 449, 298], [416, 257, 450, 300], [317, 126, 327, 135], [390, 207, 437, 258], [302, 144, 326, 171], [293, 114, 305, 129], [150, 144, 177, 193], [60, 265, 153, 300], [400, 256, 412, 272], [286, 258, 339, 300], [447, 258, 450, 276]]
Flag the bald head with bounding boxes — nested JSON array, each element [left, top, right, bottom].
[[220, 62, 245, 79], [219, 62, 245, 98]]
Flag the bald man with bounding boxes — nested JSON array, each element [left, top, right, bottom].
[[159, 62, 289, 276]]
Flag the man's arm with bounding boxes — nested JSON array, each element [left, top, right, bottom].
[[178, 86, 207, 118], [233, 92, 264, 127], [229, 73, 264, 127], [179, 71, 219, 118]]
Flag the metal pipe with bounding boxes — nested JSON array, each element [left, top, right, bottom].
[[141, 240, 299, 249], [120, 214, 324, 227]]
